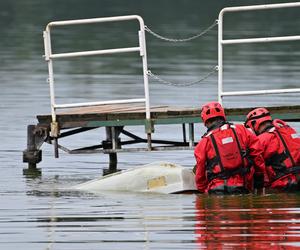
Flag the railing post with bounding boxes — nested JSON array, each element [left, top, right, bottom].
[[138, 18, 152, 150], [44, 28, 59, 158], [218, 3, 300, 103], [217, 15, 223, 105], [43, 16, 152, 156]]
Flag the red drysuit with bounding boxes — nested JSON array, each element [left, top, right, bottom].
[[194, 123, 266, 193], [258, 119, 300, 191]]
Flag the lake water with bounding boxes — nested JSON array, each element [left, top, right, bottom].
[[1, 0, 300, 249]]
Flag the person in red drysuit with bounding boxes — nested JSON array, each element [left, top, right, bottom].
[[194, 102, 267, 194], [245, 107, 300, 192]]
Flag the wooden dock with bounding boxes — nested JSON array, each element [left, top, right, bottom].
[[25, 11, 300, 176], [23, 103, 300, 175], [37, 104, 300, 128]]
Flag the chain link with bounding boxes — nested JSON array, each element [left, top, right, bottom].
[[147, 66, 218, 87], [145, 20, 218, 86], [144, 20, 218, 42]]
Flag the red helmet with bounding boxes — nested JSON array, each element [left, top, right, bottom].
[[245, 107, 272, 133], [201, 102, 226, 124]]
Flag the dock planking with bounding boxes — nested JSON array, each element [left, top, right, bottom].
[[23, 9, 300, 176], [24, 104, 300, 176], [36, 104, 300, 128]]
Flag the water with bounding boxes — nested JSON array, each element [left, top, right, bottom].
[[1, 0, 300, 249]]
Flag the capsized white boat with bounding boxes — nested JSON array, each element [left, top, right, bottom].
[[73, 162, 197, 194]]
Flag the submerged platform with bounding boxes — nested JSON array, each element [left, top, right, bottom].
[[36, 104, 300, 128], [24, 10, 300, 176], [23, 103, 300, 176]]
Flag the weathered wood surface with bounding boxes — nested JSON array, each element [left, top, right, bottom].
[[37, 104, 300, 128]]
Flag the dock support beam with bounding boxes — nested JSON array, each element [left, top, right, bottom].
[[102, 126, 122, 175], [189, 123, 194, 148], [145, 119, 154, 151], [23, 125, 43, 176]]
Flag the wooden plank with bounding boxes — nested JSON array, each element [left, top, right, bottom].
[[57, 103, 145, 114], [36, 104, 300, 129]]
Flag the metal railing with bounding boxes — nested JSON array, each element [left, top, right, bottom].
[[43, 15, 151, 128], [218, 2, 300, 104]]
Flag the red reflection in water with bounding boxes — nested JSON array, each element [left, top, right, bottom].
[[194, 194, 300, 249]]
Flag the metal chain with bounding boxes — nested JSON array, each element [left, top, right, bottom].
[[147, 66, 218, 87], [144, 20, 218, 42]]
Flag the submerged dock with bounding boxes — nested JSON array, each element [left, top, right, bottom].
[[23, 104, 300, 175], [23, 3, 300, 175]]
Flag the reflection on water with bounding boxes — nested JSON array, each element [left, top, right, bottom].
[[1, 0, 300, 249], [5, 182, 300, 249], [195, 194, 300, 249]]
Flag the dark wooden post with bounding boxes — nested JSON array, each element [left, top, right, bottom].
[[23, 125, 42, 176]]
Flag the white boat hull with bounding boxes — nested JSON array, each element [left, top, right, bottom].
[[73, 162, 197, 194]]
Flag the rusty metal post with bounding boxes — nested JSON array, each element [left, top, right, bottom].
[[50, 122, 60, 158], [145, 119, 154, 151]]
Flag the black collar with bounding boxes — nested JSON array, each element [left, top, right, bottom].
[[206, 120, 227, 133], [258, 124, 274, 135]]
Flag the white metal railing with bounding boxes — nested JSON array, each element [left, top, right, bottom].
[[43, 15, 151, 127], [218, 2, 300, 104]]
